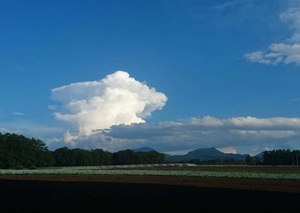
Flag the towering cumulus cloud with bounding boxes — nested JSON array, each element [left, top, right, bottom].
[[50, 71, 167, 144]]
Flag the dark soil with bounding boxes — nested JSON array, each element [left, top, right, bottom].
[[0, 175, 299, 212]]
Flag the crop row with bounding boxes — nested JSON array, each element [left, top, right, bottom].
[[0, 168, 299, 180]]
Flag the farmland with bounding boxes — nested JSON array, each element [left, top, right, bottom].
[[0, 165, 300, 212]]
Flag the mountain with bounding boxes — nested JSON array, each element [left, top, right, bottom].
[[131, 147, 157, 152], [165, 147, 247, 162], [131, 146, 249, 162], [254, 151, 265, 159]]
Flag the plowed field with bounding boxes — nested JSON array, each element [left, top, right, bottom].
[[1, 166, 299, 212]]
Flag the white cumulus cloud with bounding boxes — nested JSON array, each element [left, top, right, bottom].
[[50, 70, 168, 145], [244, 1, 300, 65]]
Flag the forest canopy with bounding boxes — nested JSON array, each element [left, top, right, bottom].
[[0, 132, 165, 169]]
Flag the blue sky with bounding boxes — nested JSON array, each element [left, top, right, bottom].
[[1, 0, 300, 155]]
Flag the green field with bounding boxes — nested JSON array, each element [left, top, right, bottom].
[[1, 165, 300, 180]]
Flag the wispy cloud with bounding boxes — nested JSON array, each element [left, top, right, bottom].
[[211, 0, 248, 10], [0, 61, 32, 72], [244, 1, 300, 65], [12, 112, 24, 116], [0, 120, 63, 140], [189, 0, 275, 30]]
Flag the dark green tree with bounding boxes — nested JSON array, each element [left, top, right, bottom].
[[112, 149, 137, 165], [262, 149, 300, 166], [90, 149, 112, 165], [0, 133, 54, 169]]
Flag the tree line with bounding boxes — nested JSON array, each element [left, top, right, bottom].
[[260, 149, 300, 166], [0, 132, 299, 169], [0, 133, 165, 169]]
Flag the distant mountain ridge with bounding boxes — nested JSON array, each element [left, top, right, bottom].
[[131, 147, 156, 152], [131, 147, 251, 162], [165, 147, 248, 162]]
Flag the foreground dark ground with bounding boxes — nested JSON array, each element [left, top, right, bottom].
[[0, 174, 299, 212]]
